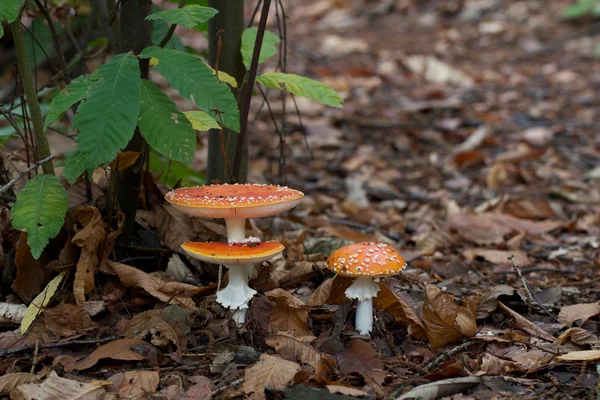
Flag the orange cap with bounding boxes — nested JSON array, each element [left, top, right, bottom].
[[165, 184, 304, 218], [181, 241, 284, 264], [327, 242, 406, 277]]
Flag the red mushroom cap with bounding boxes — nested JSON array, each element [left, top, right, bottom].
[[165, 184, 304, 218], [181, 241, 284, 264], [327, 242, 406, 277]]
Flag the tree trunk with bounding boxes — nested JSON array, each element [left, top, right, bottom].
[[206, 0, 247, 184], [116, 0, 151, 245]]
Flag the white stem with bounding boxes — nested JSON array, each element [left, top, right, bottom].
[[225, 218, 247, 243], [355, 298, 373, 335], [232, 309, 247, 324], [216, 264, 256, 311]]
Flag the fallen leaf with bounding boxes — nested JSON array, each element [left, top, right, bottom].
[[397, 377, 481, 400], [453, 125, 489, 153], [326, 385, 368, 397], [0, 373, 37, 395], [558, 303, 600, 327], [119, 371, 159, 398], [242, 354, 301, 400], [337, 339, 383, 380], [266, 333, 321, 366], [109, 151, 141, 171], [74, 338, 162, 370], [421, 284, 481, 347], [463, 249, 530, 266], [477, 285, 516, 318], [266, 288, 311, 336], [501, 199, 558, 220], [10, 371, 104, 400], [43, 303, 96, 337], [108, 260, 199, 309], [72, 206, 106, 305], [373, 283, 427, 340], [496, 302, 555, 341], [124, 306, 192, 352], [12, 232, 46, 301], [403, 55, 474, 87], [477, 353, 521, 375], [21, 271, 67, 334], [307, 277, 334, 306], [556, 350, 600, 361], [555, 328, 600, 347]]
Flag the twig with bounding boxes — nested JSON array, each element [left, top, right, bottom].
[[158, 0, 186, 48], [32, 0, 71, 84], [212, 378, 244, 396], [424, 340, 474, 371], [0, 335, 119, 358], [0, 155, 55, 195], [509, 255, 560, 323], [30, 340, 39, 374], [232, 0, 272, 181]]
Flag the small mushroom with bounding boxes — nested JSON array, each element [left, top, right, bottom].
[[181, 241, 284, 323], [326, 242, 406, 335], [165, 184, 304, 242]]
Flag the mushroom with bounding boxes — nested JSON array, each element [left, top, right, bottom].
[[326, 242, 406, 335], [182, 241, 284, 323], [165, 184, 304, 243]]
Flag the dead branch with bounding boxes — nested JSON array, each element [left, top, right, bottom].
[[0, 154, 56, 195]]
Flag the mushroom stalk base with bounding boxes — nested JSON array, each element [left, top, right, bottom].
[[225, 218, 247, 243], [232, 309, 247, 324], [345, 276, 380, 335], [355, 298, 373, 335], [216, 264, 256, 321]]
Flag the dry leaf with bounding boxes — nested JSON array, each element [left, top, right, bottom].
[[12, 232, 46, 301], [0, 373, 37, 395], [72, 206, 106, 304], [108, 260, 199, 309], [421, 284, 481, 347], [403, 55, 474, 87], [326, 385, 368, 397], [496, 302, 555, 341], [10, 371, 104, 400], [307, 278, 334, 306], [555, 328, 600, 347], [21, 271, 67, 334], [109, 151, 141, 171], [124, 306, 192, 352], [43, 303, 96, 337], [242, 354, 301, 400], [337, 339, 384, 379], [74, 338, 162, 370], [501, 199, 558, 220], [477, 285, 515, 318], [266, 333, 321, 366], [463, 249, 530, 266], [119, 371, 159, 398], [477, 353, 521, 375], [558, 303, 600, 327], [373, 283, 427, 340], [397, 377, 481, 400], [266, 288, 311, 336], [556, 350, 600, 361]]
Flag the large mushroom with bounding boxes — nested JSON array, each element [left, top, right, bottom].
[[326, 242, 406, 335], [165, 184, 304, 242], [182, 241, 284, 323]]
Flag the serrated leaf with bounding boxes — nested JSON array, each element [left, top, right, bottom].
[[241, 27, 280, 69], [205, 63, 238, 88], [20, 271, 67, 334], [257, 72, 343, 108], [139, 79, 196, 164], [140, 47, 240, 131], [63, 149, 87, 184], [146, 5, 218, 29], [72, 53, 141, 169], [151, 6, 185, 50], [44, 75, 100, 130], [149, 151, 204, 187], [183, 110, 220, 131], [11, 175, 69, 259]]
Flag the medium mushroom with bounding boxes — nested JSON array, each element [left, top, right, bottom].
[[165, 184, 304, 242], [182, 241, 285, 323], [326, 242, 406, 335]]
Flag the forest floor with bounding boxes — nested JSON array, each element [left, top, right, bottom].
[[1, 0, 600, 399]]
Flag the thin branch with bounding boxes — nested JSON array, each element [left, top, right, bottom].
[[232, 0, 272, 180], [0, 155, 56, 195], [0, 335, 119, 358], [32, 0, 71, 84], [158, 0, 186, 48]]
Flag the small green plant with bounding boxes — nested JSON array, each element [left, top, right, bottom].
[[1, 0, 342, 259], [562, 0, 600, 19]]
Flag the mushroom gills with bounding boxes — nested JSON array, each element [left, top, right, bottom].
[[345, 275, 381, 335]]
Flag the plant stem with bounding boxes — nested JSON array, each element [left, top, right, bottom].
[[10, 21, 55, 176], [232, 0, 271, 181]]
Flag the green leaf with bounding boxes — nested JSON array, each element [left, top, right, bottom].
[[11, 175, 69, 259], [204, 62, 238, 88], [183, 110, 220, 131], [146, 5, 218, 29], [139, 80, 196, 164], [257, 72, 343, 108], [151, 6, 185, 50], [149, 151, 205, 187], [72, 53, 141, 169], [62, 149, 87, 184], [140, 47, 240, 132], [0, 0, 21, 24], [44, 75, 100, 130], [241, 27, 281, 69], [562, 0, 596, 18]]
